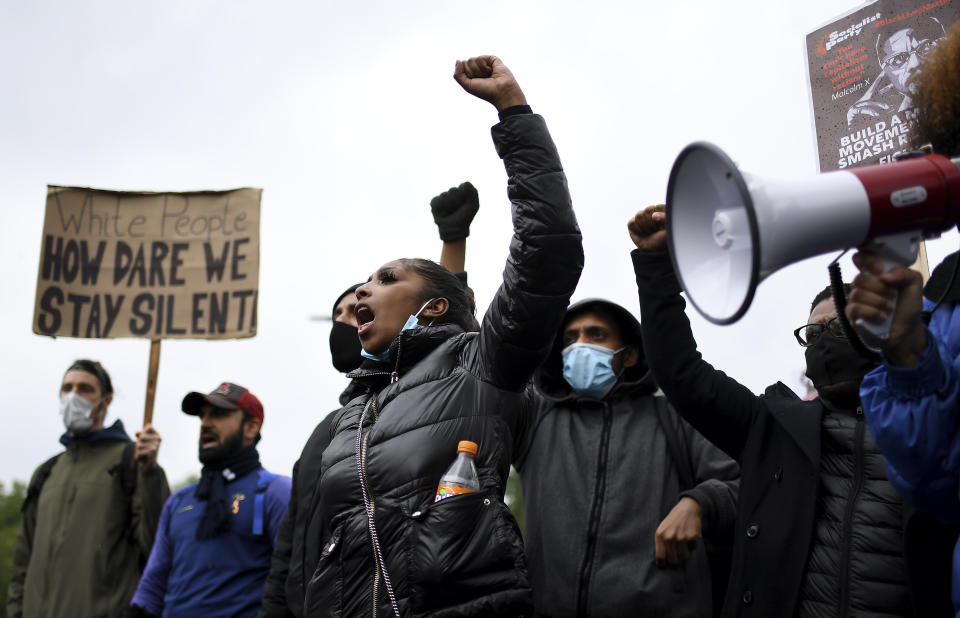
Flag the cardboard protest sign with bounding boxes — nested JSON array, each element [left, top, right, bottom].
[[33, 186, 261, 339], [806, 0, 960, 172]]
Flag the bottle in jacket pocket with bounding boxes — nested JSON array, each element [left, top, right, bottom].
[[435, 441, 479, 502]]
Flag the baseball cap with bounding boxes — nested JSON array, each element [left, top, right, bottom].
[[182, 382, 264, 425]]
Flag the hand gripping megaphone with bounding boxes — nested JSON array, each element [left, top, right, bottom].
[[665, 142, 960, 339]]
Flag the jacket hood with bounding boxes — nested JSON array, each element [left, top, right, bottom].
[[925, 250, 960, 303], [346, 322, 466, 388], [534, 298, 656, 402], [59, 418, 132, 447]]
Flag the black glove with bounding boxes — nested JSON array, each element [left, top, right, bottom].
[[430, 181, 479, 242]]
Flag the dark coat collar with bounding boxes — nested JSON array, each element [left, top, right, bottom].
[[346, 323, 465, 389], [762, 382, 823, 466]]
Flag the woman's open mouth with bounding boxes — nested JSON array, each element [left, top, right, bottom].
[[356, 304, 375, 336]]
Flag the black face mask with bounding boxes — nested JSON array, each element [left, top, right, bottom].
[[804, 330, 880, 391], [329, 321, 362, 374]]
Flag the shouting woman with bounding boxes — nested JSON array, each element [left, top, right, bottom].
[[299, 56, 583, 617]]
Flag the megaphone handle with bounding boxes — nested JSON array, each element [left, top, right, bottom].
[[852, 232, 920, 344], [853, 255, 900, 342]]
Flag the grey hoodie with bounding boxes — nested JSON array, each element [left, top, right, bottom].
[[514, 300, 739, 618]]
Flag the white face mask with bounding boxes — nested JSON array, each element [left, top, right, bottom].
[[59, 392, 102, 434]]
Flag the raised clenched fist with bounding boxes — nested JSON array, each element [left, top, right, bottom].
[[628, 205, 667, 253], [453, 55, 527, 111], [431, 182, 480, 242]]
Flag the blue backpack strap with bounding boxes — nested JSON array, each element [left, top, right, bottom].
[[253, 469, 278, 536]]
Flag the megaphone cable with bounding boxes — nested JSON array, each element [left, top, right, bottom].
[[828, 257, 882, 363]]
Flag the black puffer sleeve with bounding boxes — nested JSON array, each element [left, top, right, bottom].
[[469, 113, 583, 391]]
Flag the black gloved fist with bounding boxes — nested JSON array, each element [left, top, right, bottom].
[[430, 181, 480, 242]]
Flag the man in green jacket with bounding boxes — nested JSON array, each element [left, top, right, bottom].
[[7, 359, 170, 618]]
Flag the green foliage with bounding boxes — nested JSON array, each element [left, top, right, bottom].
[[504, 467, 524, 537], [0, 481, 26, 617], [173, 474, 199, 491]]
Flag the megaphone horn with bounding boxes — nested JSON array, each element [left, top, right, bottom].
[[665, 142, 960, 331]]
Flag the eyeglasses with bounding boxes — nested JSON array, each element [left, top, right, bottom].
[[881, 39, 939, 69], [793, 317, 847, 347]]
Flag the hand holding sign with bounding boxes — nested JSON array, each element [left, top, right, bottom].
[[134, 424, 162, 470]]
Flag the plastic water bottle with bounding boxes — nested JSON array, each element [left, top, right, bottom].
[[435, 441, 479, 502]]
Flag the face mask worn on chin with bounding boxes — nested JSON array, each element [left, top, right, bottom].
[[804, 330, 880, 391], [329, 321, 363, 373], [60, 392, 102, 434], [360, 299, 435, 363], [562, 343, 626, 400]]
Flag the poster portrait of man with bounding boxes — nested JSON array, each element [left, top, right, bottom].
[[847, 16, 947, 129], [806, 0, 959, 172]]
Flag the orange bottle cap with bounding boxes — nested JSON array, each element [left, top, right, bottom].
[[457, 440, 478, 456]]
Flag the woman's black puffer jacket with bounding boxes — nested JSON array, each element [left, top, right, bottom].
[[301, 111, 583, 617]]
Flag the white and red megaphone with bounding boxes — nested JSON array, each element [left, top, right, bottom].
[[666, 142, 960, 339]]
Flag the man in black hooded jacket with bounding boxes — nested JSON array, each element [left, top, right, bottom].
[[516, 298, 739, 617], [628, 204, 957, 617]]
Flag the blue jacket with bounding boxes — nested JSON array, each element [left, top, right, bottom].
[[131, 466, 291, 617], [860, 299, 960, 615]]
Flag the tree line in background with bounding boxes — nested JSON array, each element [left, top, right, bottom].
[[0, 482, 26, 618]]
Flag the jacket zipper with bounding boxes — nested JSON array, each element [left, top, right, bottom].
[[391, 336, 403, 383], [576, 402, 613, 616], [838, 406, 865, 617], [356, 370, 393, 381], [357, 414, 380, 618], [361, 398, 379, 615], [363, 428, 379, 618], [348, 337, 404, 615], [355, 395, 400, 617]]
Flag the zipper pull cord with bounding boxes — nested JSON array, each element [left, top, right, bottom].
[[354, 397, 401, 616], [390, 336, 403, 384]]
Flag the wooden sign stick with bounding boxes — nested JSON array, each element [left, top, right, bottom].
[[143, 339, 162, 426]]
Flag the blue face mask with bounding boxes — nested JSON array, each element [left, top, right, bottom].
[[360, 299, 435, 363], [360, 347, 391, 362], [561, 343, 625, 399]]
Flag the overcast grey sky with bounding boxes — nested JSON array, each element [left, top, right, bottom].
[[2, 0, 956, 487]]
